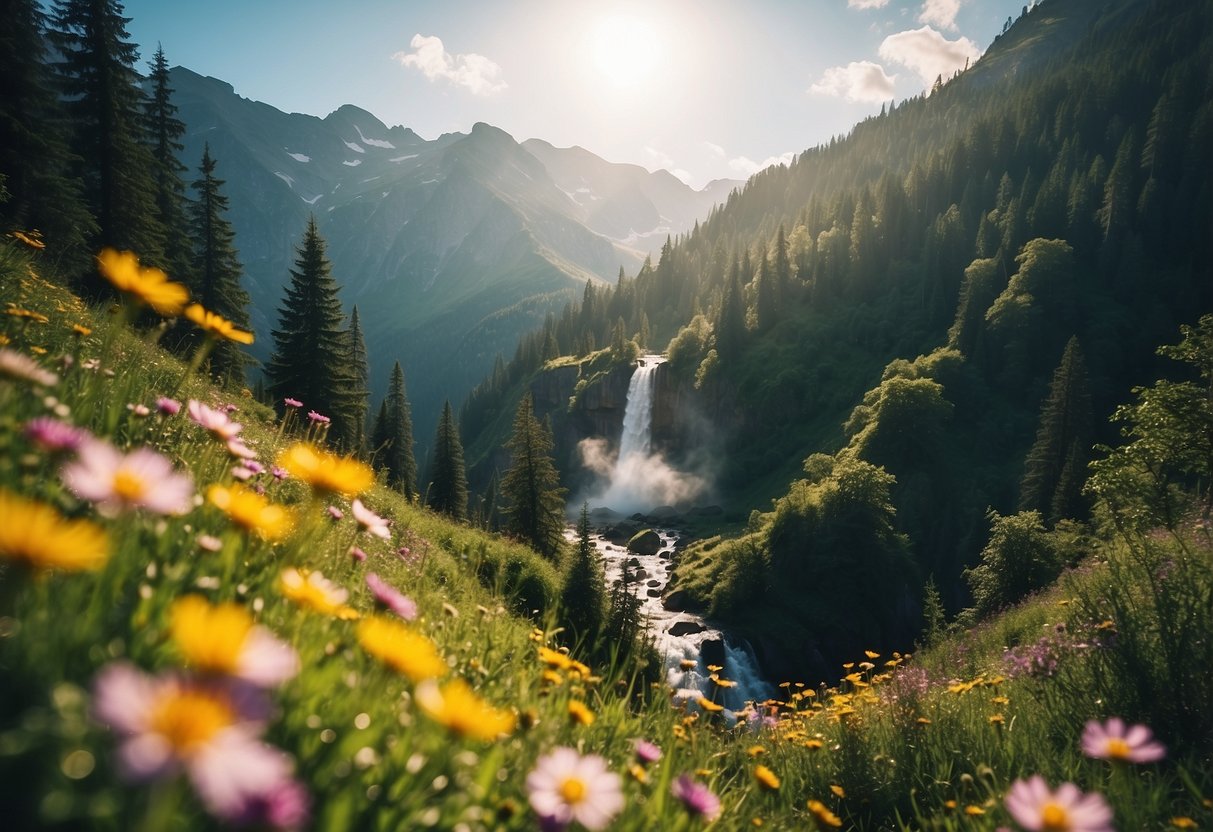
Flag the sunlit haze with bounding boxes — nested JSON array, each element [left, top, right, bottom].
[[122, 0, 1027, 188]]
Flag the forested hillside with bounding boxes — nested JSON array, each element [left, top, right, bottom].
[[460, 0, 1213, 666]]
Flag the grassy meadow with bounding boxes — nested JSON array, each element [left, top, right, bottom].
[[1, 239, 1210, 831]]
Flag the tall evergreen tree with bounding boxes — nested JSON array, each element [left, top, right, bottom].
[[370, 398, 390, 460], [382, 361, 417, 500], [560, 503, 606, 645], [187, 144, 251, 383], [266, 217, 360, 447], [143, 45, 191, 282], [0, 0, 95, 270], [346, 306, 369, 453], [500, 392, 567, 559], [427, 400, 467, 520], [1019, 337, 1093, 522], [50, 0, 165, 264]]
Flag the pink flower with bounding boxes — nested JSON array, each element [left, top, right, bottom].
[[221, 404, 238, 414], [1081, 717, 1165, 763], [366, 573, 418, 620], [197, 534, 223, 552], [0, 348, 58, 387], [230, 777, 311, 829], [127, 403, 151, 417], [156, 397, 181, 416], [24, 417, 88, 452], [271, 466, 288, 481], [283, 398, 302, 409], [633, 739, 662, 764], [352, 499, 390, 539], [227, 438, 257, 459], [63, 440, 194, 516], [91, 663, 296, 823], [1005, 776, 1113, 832], [188, 399, 242, 440], [349, 546, 367, 563], [527, 747, 624, 831], [326, 505, 344, 521], [242, 460, 265, 475], [306, 410, 330, 424], [232, 466, 255, 481], [671, 774, 721, 821]]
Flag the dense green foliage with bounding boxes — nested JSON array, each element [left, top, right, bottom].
[[558, 503, 606, 646], [427, 400, 468, 521], [372, 360, 418, 500], [500, 393, 567, 560]]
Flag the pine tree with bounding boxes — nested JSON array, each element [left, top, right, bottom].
[[0, 0, 95, 271], [265, 217, 360, 447], [187, 144, 251, 383], [382, 361, 417, 500], [427, 400, 467, 521], [560, 503, 605, 645], [50, 0, 166, 265], [1019, 337, 1092, 522], [346, 307, 369, 453], [501, 393, 567, 559], [370, 398, 390, 459], [143, 45, 192, 283]]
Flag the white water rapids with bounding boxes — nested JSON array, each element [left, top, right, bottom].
[[575, 355, 772, 713]]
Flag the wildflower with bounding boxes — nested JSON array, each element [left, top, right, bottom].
[[197, 534, 223, 552], [679, 658, 697, 670], [672, 775, 722, 821], [568, 699, 595, 726], [72, 323, 92, 337], [1080, 717, 1166, 763], [415, 678, 515, 740], [277, 443, 373, 498], [754, 765, 779, 791], [349, 545, 367, 562], [807, 799, 843, 828], [183, 304, 254, 344], [357, 616, 444, 679], [351, 499, 390, 539], [711, 674, 737, 688], [280, 568, 358, 620], [229, 778, 311, 830], [697, 697, 724, 713], [63, 440, 193, 516], [1171, 818, 1198, 829], [208, 484, 292, 541], [24, 416, 87, 452], [306, 410, 330, 424], [91, 662, 297, 823], [188, 400, 242, 440], [965, 805, 985, 815], [747, 746, 766, 757], [0, 489, 108, 571], [804, 738, 825, 750], [326, 505, 344, 521], [283, 398, 302, 408], [989, 714, 1006, 725], [226, 438, 257, 460], [170, 596, 299, 687], [0, 348, 58, 386], [97, 249, 188, 315], [1004, 776, 1113, 832], [6, 306, 49, 323], [628, 763, 649, 784], [365, 573, 418, 620], [830, 784, 845, 798], [864, 650, 880, 659], [633, 739, 662, 764], [526, 747, 624, 831], [539, 646, 574, 670], [271, 466, 288, 481]]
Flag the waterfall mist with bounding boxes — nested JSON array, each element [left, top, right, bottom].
[[578, 356, 709, 515]]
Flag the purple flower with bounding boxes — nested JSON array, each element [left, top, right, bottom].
[[271, 466, 288, 481], [24, 416, 88, 453], [221, 403, 239, 414], [349, 546, 367, 563], [326, 505, 344, 521], [188, 399, 242, 440], [1004, 776, 1113, 832], [63, 440, 194, 517], [283, 398, 302, 409], [671, 774, 722, 821], [633, 739, 662, 764], [156, 397, 181, 416], [230, 777, 311, 829], [306, 410, 330, 424], [1081, 717, 1166, 763], [91, 663, 296, 824], [366, 572, 418, 620], [226, 438, 257, 460]]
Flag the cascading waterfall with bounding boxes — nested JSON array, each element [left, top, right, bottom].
[[617, 356, 660, 461]]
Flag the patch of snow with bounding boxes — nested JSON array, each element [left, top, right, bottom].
[[302, 194, 322, 205], [343, 140, 365, 154], [286, 151, 310, 162], [390, 154, 419, 163], [420, 178, 439, 184], [381, 191, 389, 198], [273, 171, 294, 187], [354, 123, 395, 149], [342, 159, 362, 167], [361, 176, 381, 183]]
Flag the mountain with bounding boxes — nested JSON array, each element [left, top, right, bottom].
[[166, 66, 739, 440]]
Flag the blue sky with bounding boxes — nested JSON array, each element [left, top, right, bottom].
[[121, 0, 1028, 188]]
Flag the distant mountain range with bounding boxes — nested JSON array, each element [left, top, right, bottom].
[[167, 66, 739, 438]]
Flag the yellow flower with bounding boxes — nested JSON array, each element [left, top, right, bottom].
[[991, 695, 1010, 705], [807, 800, 842, 827], [97, 248, 188, 315], [415, 678, 514, 740], [627, 763, 649, 784], [277, 443, 373, 498], [747, 745, 766, 757], [170, 595, 252, 674], [804, 738, 825, 750], [864, 650, 880, 659], [184, 304, 254, 344], [964, 805, 985, 816], [280, 567, 359, 620], [72, 323, 92, 337], [538, 646, 572, 669], [1170, 818, 1198, 829], [567, 699, 595, 726], [541, 669, 564, 686], [0, 489, 108, 571], [916, 717, 933, 725], [753, 764, 780, 790], [357, 616, 446, 680], [679, 658, 697, 670], [697, 697, 725, 713], [711, 674, 737, 688], [6, 307, 49, 323], [207, 483, 292, 540], [988, 713, 1005, 725], [830, 784, 846, 798]]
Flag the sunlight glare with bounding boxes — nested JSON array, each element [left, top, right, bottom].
[[589, 13, 662, 89]]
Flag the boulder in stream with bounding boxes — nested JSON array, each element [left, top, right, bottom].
[[663, 589, 690, 612], [668, 620, 706, 637], [627, 529, 662, 555]]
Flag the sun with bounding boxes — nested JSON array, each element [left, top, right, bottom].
[[589, 13, 662, 89]]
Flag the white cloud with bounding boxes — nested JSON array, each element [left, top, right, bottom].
[[392, 34, 506, 96], [918, 0, 961, 31], [810, 61, 897, 102], [848, 0, 891, 8], [643, 146, 676, 169], [703, 141, 726, 159], [728, 151, 796, 178], [878, 26, 980, 86]]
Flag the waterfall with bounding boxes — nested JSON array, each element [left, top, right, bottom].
[[617, 356, 662, 461]]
